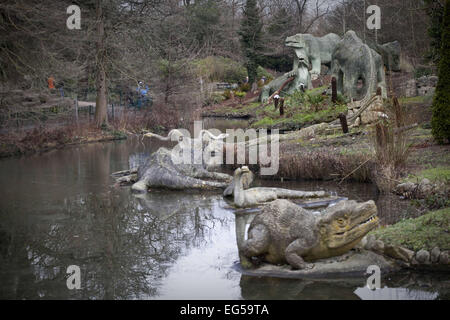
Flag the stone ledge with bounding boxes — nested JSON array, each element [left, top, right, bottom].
[[233, 250, 399, 280]]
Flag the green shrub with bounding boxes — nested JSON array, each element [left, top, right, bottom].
[[336, 93, 348, 104], [256, 66, 274, 81], [193, 56, 247, 84], [205, 93, 225, 106], [306, 93, 325, 105], [415, 66, 434, 79], [234, 91, 246, 99], [287, 90, 306, 106], [223, 89, 232, 100], [239, 83, 251, 92]]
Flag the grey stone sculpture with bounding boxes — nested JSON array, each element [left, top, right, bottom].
[[331, 31, 387, 101]]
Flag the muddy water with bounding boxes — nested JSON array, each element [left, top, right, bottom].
[[0, 136, 448, 299]]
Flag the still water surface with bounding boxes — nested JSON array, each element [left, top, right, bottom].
[[0, 136, 448, 299]]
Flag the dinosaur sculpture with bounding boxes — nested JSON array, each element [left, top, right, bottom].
[[131, 147, 232, 192], [260, 59, 311, 103], [285, 33, 342, 78], [110, 129, 233, 192], [143, 128, 229, 170], [260, 33, 341, 103], [223, 168, 254, 197], [143, 129, 229, 144], [226, 166, 327, 208], [331, 31, 387, 101], [241, 199, 379, 270]]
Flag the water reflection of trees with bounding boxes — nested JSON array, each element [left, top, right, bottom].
[[0, 190, 230, 299]]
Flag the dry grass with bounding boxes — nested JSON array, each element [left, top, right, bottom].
[[221, 146, 374, 183], [275, 150, 374, 182], [372, 97, 413, 192], [0, 102, 185, 157], [111, 104, 181, 134], [0, 123, 93, 157]]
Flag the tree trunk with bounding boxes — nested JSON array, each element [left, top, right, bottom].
[[94, 0, 108, 127], [331, 77, 337, 103]]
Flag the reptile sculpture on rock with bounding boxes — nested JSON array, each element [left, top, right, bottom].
[[113, 129, 233, 192], [241, 199, 379, 270], [131, 147, 232, 192], [226, 166, 327, 208]]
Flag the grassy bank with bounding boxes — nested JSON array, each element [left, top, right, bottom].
[[203, 87, 348, 131], [370, 207, 450, 251], [405, 166, 450, 184]]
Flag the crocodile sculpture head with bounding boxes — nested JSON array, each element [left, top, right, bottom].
[[241, 199, 379, 269], [313, 200, 379, 258]]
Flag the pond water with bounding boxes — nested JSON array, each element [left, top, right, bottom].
[[0, 136, 448, 300]]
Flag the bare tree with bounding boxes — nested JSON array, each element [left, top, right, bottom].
[[94, 0, 108, 127]]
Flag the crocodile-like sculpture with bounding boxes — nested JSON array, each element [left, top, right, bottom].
[[241, 199, 379, 270], [226, 166, 327, 208]]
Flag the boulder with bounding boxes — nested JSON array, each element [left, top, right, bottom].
[[416, 76, 438, 96], [384, 245, 415, 263], [360, 111, 386, 125], [373, 240, 385, 253], [418, 86, 435, 97], [439, 251, 449, 265], [405, 79, 417, 98], [394, 182, 416, 194], [430, 247, 441, 264], [415, 249, 431, 264], [367, 98, 385, 113], [364, 234, 377, 251]]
